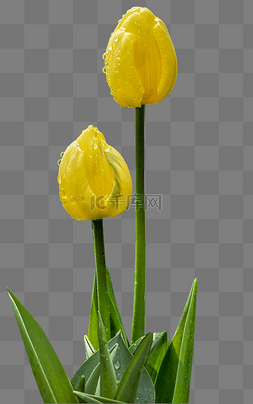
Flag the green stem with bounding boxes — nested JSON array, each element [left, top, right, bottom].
[[131, 104, 146, 344], [92, 219, 110, 341]]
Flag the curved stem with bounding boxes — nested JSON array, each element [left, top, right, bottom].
[[131, 104, 146, 344], [92, 219, 110, 341]]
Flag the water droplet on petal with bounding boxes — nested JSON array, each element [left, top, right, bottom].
[[80, 195, 84, 200], [70, 196, 75, 202], [60, 189, 65, 197]]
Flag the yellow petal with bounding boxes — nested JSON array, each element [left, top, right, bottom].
[[103, 6, 177, 107], [153, 19, 177, 103], [105, 30, 144, 108], [58, 126, 132, 221]]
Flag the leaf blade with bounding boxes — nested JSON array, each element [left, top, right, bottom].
[[97, 311, 118, 399], [155, 279, 198, 403], [7, 288, 78, 404], [88, 268, 129, 350], [114, 333, 153, 403], [145, 331, 169, 385], [74, 391, 126, 404]]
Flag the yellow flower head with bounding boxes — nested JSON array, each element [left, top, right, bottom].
[[57, 125, 132, 220], [103, 6, 177, 108]]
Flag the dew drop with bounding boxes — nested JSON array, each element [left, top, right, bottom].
[[57, 159, 61, 166], [70, 196, 75, 202], [76, 216, 81, 220], [114, 360, 120, 370], [80, 195, 84, 200], [60, 189, 65, 197], [93, 143, 98, 150], [60, 152, 64, 157]]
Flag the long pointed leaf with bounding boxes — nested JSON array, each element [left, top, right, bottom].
[[130, 332, 169, 385], [88, 270, 99, 350], [155, 278, 198, 403], [145, 332, 169, 385], [88, 268, 129, 350], [74, 391, 103, 403], [98, 311, 118, 399], [74, 391, 126, 404], [106, 267, 129, 346], [85, 363, 101, 395], [7, 288, 78, 404], [84, 335, 96, 359], [77, 375, 85, 393], [114, 333, 153, 403]]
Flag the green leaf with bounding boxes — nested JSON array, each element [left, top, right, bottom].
[[155, 278, 198, 403], [88, 268, 129, 350], [85, 363, 100, 395], [84, 335, 96, 359], [7, 288, 78, 404], [129, 332, 169, 385], [114, 333, 153, 403], [77, 375, 85, 393], [71, 331, 155, 403], [88, 270, 99, 350], [145, 332, 169, 385], [74, 391, 103, 403], [97, 311, 118, 399], [129, 336, 145, 355], [74, 391, 125, 404], [106, 268, 129, 347]]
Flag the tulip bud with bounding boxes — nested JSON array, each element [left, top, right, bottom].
[[103, 6, 177, 108], [57, 125, 132, 220]]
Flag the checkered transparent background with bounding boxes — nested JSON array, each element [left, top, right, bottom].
[[0, 1, 253, 403]]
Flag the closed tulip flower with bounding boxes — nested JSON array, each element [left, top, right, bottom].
[[103, 6, 177, 108], [57, 125, 132, 220]]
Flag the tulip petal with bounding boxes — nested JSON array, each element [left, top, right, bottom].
[[105, 30, 144, 108], [153, 20, 177, 104]]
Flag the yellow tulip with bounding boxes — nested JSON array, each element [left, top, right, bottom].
[[57, 125, 132, 220], [103, 6, 177, 108]]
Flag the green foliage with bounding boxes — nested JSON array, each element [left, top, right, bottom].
[[71, 331, 155, 403], [130, 332, 169, 385], [74, 391, 125, 403], [7, 288, 78, 404], [97, 312, 118, 399], [114, 333, 153, 403], [155, 279, 198, 403], [84, 335, 96, 359], [88, 268, 129, 350]]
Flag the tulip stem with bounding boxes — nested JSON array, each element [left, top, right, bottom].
[[92, 219, 110, 341], [131, 104, 146, 344]]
